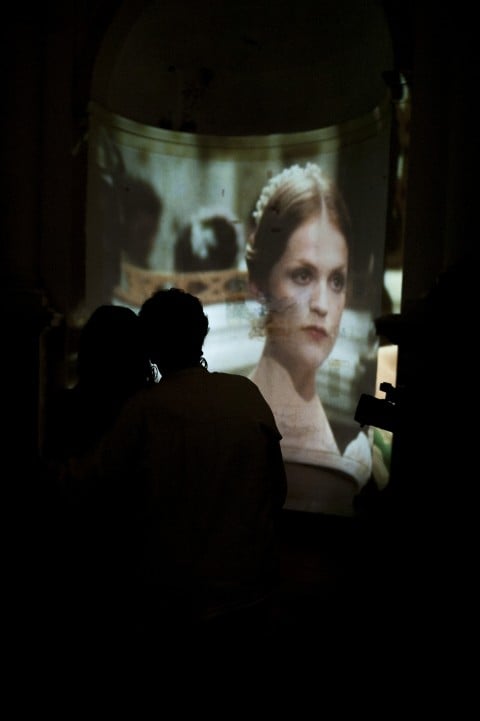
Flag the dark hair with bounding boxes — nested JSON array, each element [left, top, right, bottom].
[[121, 177, 163, 267], [139, 288, 210, 373], [174, 213, 239, 272], [246, 163, 351, 292], [77, 304, 155, 391]]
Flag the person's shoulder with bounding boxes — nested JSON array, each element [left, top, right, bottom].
[[212, 372, 277, 415], [115, 382, 157, 416], [212, 371, 260, 391]]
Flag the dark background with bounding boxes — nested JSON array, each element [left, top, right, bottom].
[[4, 1, 476, 664]]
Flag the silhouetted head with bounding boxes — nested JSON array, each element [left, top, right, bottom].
[[77, 304, 155, 393], [139, 288, 210, 375]]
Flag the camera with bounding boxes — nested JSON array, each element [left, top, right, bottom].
[[354, 382, 402, 433]]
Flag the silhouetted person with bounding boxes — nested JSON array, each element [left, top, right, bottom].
[[44, 304, 155, 462], [66, 288, 287, 648], [41, 305, 155, 650]]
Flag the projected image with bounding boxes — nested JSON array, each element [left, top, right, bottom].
[[85, 102, 392, 514], [246, 163, 372, 486]]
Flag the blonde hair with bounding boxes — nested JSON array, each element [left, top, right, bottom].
[[252, 163, 330, 225]]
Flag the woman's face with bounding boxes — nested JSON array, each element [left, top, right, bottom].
[[263, 213, 348, 373]]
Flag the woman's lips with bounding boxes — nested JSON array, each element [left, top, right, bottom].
[[303, 325, 328, 341]]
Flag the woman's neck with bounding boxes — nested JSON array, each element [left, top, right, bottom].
[[250, 349, 317, 402], [249, 351, 340, 456]]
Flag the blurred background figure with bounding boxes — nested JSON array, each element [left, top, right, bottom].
[[174, 207, 242, 272], [120, 177, 163, 269]]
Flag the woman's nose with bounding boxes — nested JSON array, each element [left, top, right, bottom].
[[309, 282, 328, 315]]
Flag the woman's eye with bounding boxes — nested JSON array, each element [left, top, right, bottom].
[[330, 271, 346, 292], [291, 268, 312, 285]]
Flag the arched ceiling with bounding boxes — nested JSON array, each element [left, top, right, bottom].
[[92, 0, 394, 134]]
